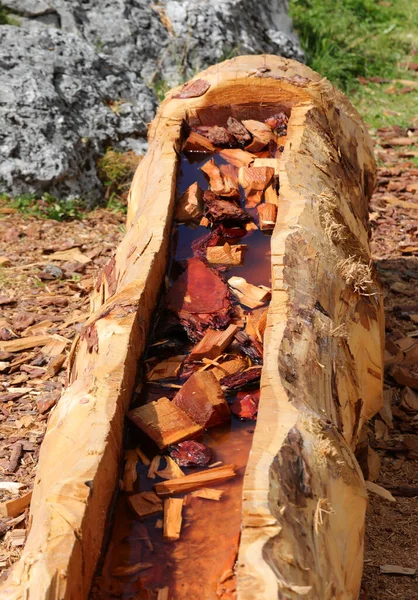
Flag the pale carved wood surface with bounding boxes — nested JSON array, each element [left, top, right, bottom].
[[0, 55, 382, 600]]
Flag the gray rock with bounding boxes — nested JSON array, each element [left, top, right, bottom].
[[0, 26, 157, 204], [0, 0, 303, 202], [3, 0, 304, 85]]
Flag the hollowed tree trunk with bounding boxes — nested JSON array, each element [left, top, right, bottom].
[[0, 55, 383, 600]]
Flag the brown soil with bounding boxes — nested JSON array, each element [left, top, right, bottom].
[[0, 123, 417, 597], [0, 207, 124, 570], [361, 125, 418, 600]]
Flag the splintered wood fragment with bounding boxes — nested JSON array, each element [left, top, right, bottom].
[[390, 365, 418, 389], [380, 565, 416, 576], [182, 131, 216, 152], [379, 389, 394, 428], [245, 221, 258, 232], [365, 481, 396, 503], [163, 498, 183, 541], [9, 529, 26, 547], [219, 148, 255, 167], [194, 330, 239, 362], [0, 334, 70, 353], [173, 370, 230, 427], [175, 183, 203, 223], [128, 491, 163, 519], [123, 449, 138, 492], [218, 164, 240, 198], [242, 119, 275, 147], [190, 324, 240, 360], [147, 455, 162, 479], [206, 243, 247, 266], [201, 158, 225, 194], [0, 491, 32, 518], [128, 397, 203, 449], [228, 276, 271, 308], [156, 456, 185, 480], [136, 446, 150, 466], [253, 158, 281, 175], [147, 356, 185, 381], [401, 387, 418, 412], [208, 355, 249, 380], [157, 587, 170, 600], [245, 307, 268, 342], [239, 166, 274, 207], [154, 464, 236, 498], [238, 167, 274, 192], [257, 203, 278, 231], [201, 159, 240, 198], [189, 487, 224, 501], [264, 183, 279, 206]]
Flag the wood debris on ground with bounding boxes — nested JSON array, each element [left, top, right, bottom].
[[0, 206, 125, 570], [361, 121, 418, 600]]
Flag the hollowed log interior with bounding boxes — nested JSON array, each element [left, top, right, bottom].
[[0, 56, 383, 600], [91, 109, 287, 599]]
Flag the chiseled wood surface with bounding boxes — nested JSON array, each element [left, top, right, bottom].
[[0, 55, 382, 599]]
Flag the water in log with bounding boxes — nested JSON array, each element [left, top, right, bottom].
[[0, 55, 383, 600]]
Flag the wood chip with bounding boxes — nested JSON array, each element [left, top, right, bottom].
[[175, 183, 203, 223], [242, 119, 274, 148], [157, 587, 170, 600], [218, 149, 255, 168], [0, 334, 70, 353], [136, 446, 150, 466], [189, 487, 224, 501], [156, 456, 185, 480], [206, 243, 247, 266], [401, 387, 418, 412], [0, 491, 32, 518], [128, 397, 203, 450], [9, 528, 26, 547], [173, 370, 230, 428], [147, 356, 185, 382], [128, 491, 163, 519], [365, 481, 396, 503], [264, 183, 279, 206], [47, 248, 91, 264], [182, 131, 216, 152], [189, 324, 240, 360], [228, 276, 271, 308], [147, 455, 162, 479], [154, 464, 236, 498], [252, 157, 281, 175], [123, 449, 138, 492], [380, 564, 416, 576], [7, 441, 23, 474], [379, 388, 394, 428], [257, 203, 278, 230], [208, 355, 249, 380], [163, 497, 183, 541]]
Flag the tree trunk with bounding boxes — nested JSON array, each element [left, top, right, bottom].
[[0, 55, 383, 600]]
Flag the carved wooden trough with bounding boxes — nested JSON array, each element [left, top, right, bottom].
[[1, 55, 383, 599]]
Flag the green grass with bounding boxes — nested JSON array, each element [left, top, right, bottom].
[[290, 0, 418, 128], [0, 193, 83, 221]]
